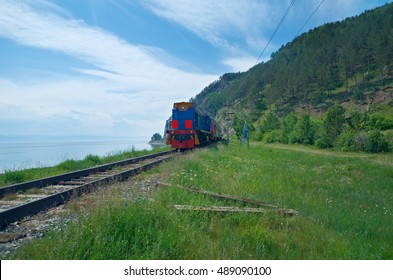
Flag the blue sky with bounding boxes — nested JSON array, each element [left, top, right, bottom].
[[0, 0, 391, 140]]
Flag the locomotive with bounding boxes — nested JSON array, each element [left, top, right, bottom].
[[166, 102, 222, 150]]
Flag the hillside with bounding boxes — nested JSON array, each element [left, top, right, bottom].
[[192, 3, 393, 148]]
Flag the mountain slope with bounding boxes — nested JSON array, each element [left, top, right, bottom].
[[192, 3, 393, 132]]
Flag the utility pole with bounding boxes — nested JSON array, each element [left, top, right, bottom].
[[240, 119, 250, 149], [225, 100, 234, 144]]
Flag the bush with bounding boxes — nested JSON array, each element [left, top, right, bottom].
[[353, 131, 367, 151], [58, 159, 81, 172], [4, 170, 27, 184], [335, 130, 356, 151], [334, 130, 390, 153], [384, 130, 393, 150], [262, 130, 284, 143], [315, 139, 329, 149], [84, 154, 102, 165], [364, 130, 390, 153], [261, 112, 281, 134]]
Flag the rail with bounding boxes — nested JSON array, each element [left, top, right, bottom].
[[0, 150, 175, 228]]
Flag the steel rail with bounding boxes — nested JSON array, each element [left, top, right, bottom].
[[0, 151, 175, 228], [0, 150, 174, 198]]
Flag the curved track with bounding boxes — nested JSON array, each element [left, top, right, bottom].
[[0, 150, 175, 228]]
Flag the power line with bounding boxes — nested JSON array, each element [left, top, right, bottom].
[[230, 0, 326, 107], [224, 0, 326, 137], [223, 1, 297, 143], [256, 0, 297, 64], [295, 0, 325, 38], [229, 0, 297, 108]]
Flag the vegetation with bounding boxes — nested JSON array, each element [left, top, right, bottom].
[[8, 142, 393, 259], [191, 3, 393, 154], [0, 146, 171, 187], [150, 132, 163, 142], [254, 105, 391, 153], [3, 3, 393, 261]]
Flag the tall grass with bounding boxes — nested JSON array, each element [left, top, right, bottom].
[[8, 142, 393, 259]]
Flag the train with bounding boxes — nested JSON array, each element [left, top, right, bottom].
[[166, 102, 222, 150]]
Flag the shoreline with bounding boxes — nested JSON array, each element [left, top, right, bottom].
[[0, 139, 158, 174]]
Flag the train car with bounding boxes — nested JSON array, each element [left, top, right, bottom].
[[166, 102, 221, 150]]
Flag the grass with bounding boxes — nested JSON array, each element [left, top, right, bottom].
[[0, 146, 171, 187], [6, 141, 393, 259]]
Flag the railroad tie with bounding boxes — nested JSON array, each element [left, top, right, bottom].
[[159, 182, 298, 216]]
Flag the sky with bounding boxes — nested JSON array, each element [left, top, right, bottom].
[[0, 0, 391, 141]]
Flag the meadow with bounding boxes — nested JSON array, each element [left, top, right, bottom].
[[8, 141, 393, 259]]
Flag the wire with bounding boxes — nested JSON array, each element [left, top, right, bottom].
[[295, 0, 325, 38], [227, 0, 296, 107], [255, 0, 297, 64], [228, 0, 297, 108], [229, 0, 327, 108]]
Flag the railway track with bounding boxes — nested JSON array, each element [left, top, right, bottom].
[[0, 150, 176, 228]]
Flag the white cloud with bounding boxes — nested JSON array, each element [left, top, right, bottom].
[[0, 0, 216, 139], [139, 0, 307, 71], [140, 0, 274, 52]]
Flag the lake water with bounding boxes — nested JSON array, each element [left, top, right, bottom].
[[0, 139, 155, 173]]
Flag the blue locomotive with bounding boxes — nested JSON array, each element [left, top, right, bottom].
[[166, 102, 221, 150]]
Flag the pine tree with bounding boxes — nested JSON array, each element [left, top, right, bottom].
[[323, 105, 346, 147]]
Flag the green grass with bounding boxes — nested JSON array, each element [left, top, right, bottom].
[[0, 146, 171, 187], [7, 142, 393, 259]]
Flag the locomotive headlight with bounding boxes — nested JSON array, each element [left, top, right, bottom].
[[185, 120, 193, 129]]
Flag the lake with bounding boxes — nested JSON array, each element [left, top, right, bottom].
[[0, 139, 155, 173]]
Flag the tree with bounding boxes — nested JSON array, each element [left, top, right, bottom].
[[261, 112, 281, 134], [281, 113, 298, 143], [323, 105, 346, 147], [150, 133, 162, 141], [290, 114, 315, 145], [233, 115, 244, 139]]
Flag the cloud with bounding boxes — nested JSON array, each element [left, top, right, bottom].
[[0, 77, 182, 138], [0, 0, 216, 138], [139, 0, 305, 70], [140, 0, 274, 52]]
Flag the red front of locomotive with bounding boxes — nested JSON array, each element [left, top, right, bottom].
[[166, 102, 198, 150]]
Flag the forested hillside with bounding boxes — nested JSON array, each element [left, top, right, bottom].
[[192, 3, 393, 152]]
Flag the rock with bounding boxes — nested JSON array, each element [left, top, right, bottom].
[[0, 232, 27, 243]]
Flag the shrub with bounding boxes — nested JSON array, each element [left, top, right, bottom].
[[58, 159, 81, 172], [261, 112, 281, 134], [84, 154, 102, 165], [335, 130, 390, 153], [353, 131, 367, 151], [262, 130, 284, 143], [315, 138, 329, 149], [335, 130, 356, 151], [4, 170, 27, 184], [384, 130, 393, 150], [364, 130, 390, 153]]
